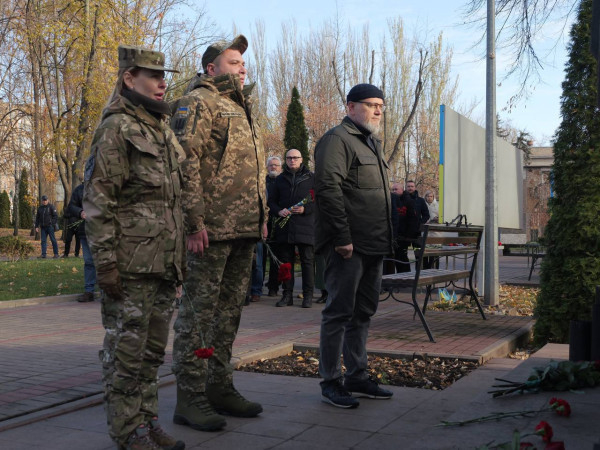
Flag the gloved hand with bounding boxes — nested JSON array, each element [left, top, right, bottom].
[[96, 262, 123, 301]]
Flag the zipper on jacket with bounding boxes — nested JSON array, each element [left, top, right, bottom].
[[191, 102, 201, 135], [215, 119, 230, 175]]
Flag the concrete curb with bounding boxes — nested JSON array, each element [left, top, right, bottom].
[[232, 342, 294, 368], [293, 343, 482, 363], [0, 293, 81, 309], [475, 321, 534, 362]]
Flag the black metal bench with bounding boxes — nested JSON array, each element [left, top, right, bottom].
[[381, 223, 486, 342], [503, 242, 546, 280], [528, 251, 546, 280]]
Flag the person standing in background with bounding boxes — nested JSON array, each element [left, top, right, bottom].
[[66, 183, 97, 303], [265, 156, 283, 297], [62, 207, 81, 258], [268, 149, 315, 308], [34, 195, 59, 259]]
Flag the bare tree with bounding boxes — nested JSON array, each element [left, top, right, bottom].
[[463, 0, 576, 104], [386, 49, 428, 167]]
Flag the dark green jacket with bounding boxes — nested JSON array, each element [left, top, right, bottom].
[[314, 116, 393, 255]]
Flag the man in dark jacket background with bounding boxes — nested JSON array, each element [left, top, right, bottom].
[[265, 156, 283, 297], [393, 183, 420, 273], [62, 208, 80, 258], [34, 195, 59, 259], [268, 149, 315, 308], [314, 83, 394, 409], [67, 183, 97, 302], [405, 180, 430, 268], [405, 180, 430, 225]]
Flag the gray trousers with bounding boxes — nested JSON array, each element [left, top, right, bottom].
[[318, 244, 383, 383]]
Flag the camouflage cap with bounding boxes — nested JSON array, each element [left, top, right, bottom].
[[201, 35, 248, 72], [118, 45, 179, 73]]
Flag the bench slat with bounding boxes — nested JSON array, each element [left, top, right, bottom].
[[381, 269, 471, 288], [426, 224, 484, 233], [422, 248, 479, 257], [425, 236, 479, 245]]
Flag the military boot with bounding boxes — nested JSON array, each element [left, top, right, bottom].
[[148, 417, 185, 450], [275, 291, 293, 307], [121, 424, 161, 450], [206, 383, 263, 417], [173, 387, 226, 431]]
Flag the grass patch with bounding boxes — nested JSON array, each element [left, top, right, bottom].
[[0, 258, 89, 301]]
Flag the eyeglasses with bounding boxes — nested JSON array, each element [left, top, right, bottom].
[[355, 101, 386, 112], [286, 156, 301, 160]]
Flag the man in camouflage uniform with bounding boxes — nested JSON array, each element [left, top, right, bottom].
[[84, 46, 186, 449], [170, 35, 266, 431]]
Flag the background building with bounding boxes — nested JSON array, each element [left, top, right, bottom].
[[500, 146, 554, 246]]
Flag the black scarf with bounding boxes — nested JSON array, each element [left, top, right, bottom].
[[122, 88, 171, 118]]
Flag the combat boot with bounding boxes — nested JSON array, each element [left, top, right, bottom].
[[122, 424, 161, 450], [148, 417, 185, 450], [173, 387, 226, 431], [275, 291, 293, 307], [206, 383, 263, 417]]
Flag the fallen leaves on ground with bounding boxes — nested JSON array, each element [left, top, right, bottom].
[[429, 284, 538, 317], [238, 350, 479, 390]]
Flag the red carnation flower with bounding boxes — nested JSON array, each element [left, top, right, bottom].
[[549, 398, 571, 417], [194, 347, 214, 359], [278, 262, 292, 282], [545, 442, 565, 450], [309, 189, 315, 201], [535, 420, 553, 443]]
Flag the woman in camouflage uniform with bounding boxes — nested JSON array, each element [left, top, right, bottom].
[[83, 46, 186, 450]]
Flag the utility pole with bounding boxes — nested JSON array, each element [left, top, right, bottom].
[[484, 0, 499, 305]]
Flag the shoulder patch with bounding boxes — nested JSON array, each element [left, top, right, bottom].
[[172, 106, 189, 134]]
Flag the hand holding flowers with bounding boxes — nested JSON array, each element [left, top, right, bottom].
[[273, 189, 314, 230]]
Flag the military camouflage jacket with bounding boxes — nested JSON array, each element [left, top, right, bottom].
[[83, 95, 186, 281], [170, 73, 266, 241]]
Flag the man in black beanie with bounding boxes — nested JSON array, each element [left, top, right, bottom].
[[313, 83, 394, 408]]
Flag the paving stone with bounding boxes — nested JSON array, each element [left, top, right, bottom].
[[0, 256, 559, 449], [291, 424, 372, 447], [187, 430, 283, 449]]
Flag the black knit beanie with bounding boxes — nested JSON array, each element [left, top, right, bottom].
[[346, 83, 384, 103]]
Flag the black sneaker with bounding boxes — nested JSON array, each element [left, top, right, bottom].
[[345, 376, 393, 399], [321, 379, 359, 409]]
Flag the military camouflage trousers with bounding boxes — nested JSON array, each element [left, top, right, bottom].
[[99, 276, 177, 445], [172, 238, 255, 393]]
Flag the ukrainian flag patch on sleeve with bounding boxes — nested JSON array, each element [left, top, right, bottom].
[[172, 106, 189, 135]]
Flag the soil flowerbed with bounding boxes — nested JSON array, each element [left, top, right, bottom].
[[238, 350, 479, 390]]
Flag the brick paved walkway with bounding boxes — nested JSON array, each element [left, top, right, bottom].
[[0, 255, 535, 426]]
